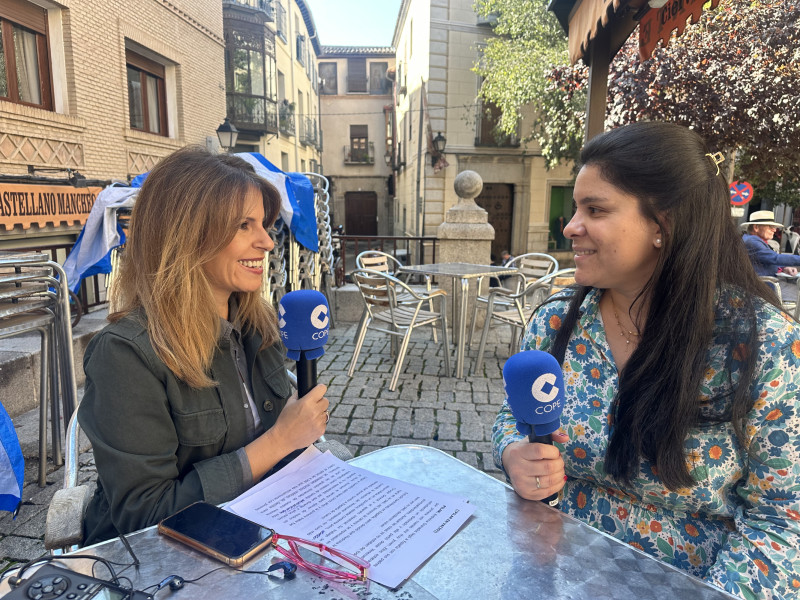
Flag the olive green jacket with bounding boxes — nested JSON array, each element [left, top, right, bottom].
[[79, 312, 292, 545]]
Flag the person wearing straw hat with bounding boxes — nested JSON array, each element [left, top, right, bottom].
[[741, 210, 800, 277]]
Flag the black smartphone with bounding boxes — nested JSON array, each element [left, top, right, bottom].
[[158, 501, 274, 567]]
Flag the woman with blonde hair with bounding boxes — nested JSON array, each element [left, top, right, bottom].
[[79, 146, 329, 545]]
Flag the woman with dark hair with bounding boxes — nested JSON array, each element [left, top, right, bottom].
[[493, 122, 800, 598], [79, 146, 329, 545]]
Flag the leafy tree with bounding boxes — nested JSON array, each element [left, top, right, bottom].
[[476, 0, 800, 205]]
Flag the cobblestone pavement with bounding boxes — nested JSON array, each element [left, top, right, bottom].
[[0, 319, 517, 570]]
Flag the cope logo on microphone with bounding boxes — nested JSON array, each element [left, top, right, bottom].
[[531, 372, 561, 415], [278, 304, 287, 329], [531, 373, 559, 403], [310, 304, 329, 340]]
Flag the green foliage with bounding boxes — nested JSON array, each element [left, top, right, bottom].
[[472, 0, 569, 146], [475, 0, 800, 199]]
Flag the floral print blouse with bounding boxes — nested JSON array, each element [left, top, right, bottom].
[[492, 288, 800, 600]]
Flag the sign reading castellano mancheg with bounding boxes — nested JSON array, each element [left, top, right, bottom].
[[0, 183, 102, 230]]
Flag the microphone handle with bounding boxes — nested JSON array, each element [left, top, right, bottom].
[[529, 433, 560, 509], [296, 351, 317, 398]]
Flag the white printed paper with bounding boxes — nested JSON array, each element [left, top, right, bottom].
[[227, 451, 473, 588]]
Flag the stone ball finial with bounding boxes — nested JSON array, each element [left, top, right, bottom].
[[454, 170, 483, 201]]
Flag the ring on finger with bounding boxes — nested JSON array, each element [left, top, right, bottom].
[[536, 476, 541, 489], [324, 410, 330, 423]]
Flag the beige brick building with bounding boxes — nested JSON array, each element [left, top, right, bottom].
[[392, 0, 575, 257], [0, 0, 227, 252]]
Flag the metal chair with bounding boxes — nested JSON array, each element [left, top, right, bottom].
[[355, 250, 439, 342], [760, 275, 799, 318], [469, 253, 559, 346], [348, 269, 451, 391], [44, 368, 353, 553], [0, 254, 78, 486], [472, 268, 575, 375]]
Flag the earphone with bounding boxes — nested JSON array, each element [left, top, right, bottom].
[[155, 575, 185, 592]]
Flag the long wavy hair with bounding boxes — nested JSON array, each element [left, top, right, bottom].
[[550, 122, 780, 490], [110, 146, 282, 388]]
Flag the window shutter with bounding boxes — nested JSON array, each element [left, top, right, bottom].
[[350, 125, 368, 138], [125, 49, 166, 78], [0, 0, 48, 34]]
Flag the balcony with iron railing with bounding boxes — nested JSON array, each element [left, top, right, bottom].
[[227, 94, 278, 134], [302, 117, 317, 146], [222, 0, 274, 20], [343, 142, 375, 165], [279, 103, 295, 136]]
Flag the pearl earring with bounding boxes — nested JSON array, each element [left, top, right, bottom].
[[656, 238, 662, 247]]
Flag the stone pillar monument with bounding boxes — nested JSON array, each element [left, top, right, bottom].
[[436, 170, 494, 264], [436, 170, 495, 332]]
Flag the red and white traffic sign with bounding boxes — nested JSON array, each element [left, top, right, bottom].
[[730, 180, 754, 206]]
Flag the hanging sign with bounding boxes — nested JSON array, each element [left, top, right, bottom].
[[639, 0, 722, 61], [729, 181, 754, 206], [0, 183, 101, 230]]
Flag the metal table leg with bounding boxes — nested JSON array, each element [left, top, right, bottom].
[[455, 276, 469, 378]]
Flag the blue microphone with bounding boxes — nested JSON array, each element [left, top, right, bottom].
[[279, 290, 330, 398], [503, 350, 566, 508]]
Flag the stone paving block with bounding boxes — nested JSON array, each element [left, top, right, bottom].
[[348, 435, 389, 447], [352, 405, 375, 419], [331, 404, 354, 418], [324, 417, 349, 435], [459, 422, 485, 441], [391, 420, 412, 437], [412, 422, 435, 439], [347, 419, 372, 435], [436, 378, 455, 392], [358, 445, 384, 456], [466, 441, 493, 453], [395, 407, 412, 421], [374, 407, 395, 420], [429, 440, 463, 452], [436, 423, 458, 440], [0, 535, 45, 562], [388, 437, 417, 446], [413, 408, 434, 422], [371, 420, 392, 436], [455, 451, 479, 468], [459, 411, 483, 424]]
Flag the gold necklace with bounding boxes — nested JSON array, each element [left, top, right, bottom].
[[609, 294, 640, 345]]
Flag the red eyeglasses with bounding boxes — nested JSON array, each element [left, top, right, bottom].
[[271, 533, 369, 583]]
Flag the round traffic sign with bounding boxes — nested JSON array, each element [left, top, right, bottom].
[[730, 180, 754, 206]]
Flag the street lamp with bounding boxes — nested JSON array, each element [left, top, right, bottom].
[[431, 132, 446, 167], [384, 150, 392, 166], [216, 118, 239, 151]]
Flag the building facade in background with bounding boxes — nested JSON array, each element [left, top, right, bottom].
[[224, 0, 322, 173], [390, 0, 574, 257], [318, 46, 394, 236], [0, 0, 226, 294]]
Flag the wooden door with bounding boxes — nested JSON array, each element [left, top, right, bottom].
[[475, 183, 513, 263], [344, 191, 378, 235]]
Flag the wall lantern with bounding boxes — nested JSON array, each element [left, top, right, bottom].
[[216, 118, 239, 150], [431, 131, 446, 167], [384, 150, 392, 166]]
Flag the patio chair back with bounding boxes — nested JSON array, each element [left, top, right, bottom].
[[356, 250, 403, 275], [506, 253, 559, 291], [349, 268, 450, 390]]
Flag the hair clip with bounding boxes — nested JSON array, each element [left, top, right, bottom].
[[705, 152, 725, 176]]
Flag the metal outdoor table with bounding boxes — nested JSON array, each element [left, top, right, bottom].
[[2, 446, 735, 599], [399, 263, 518, 378]]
